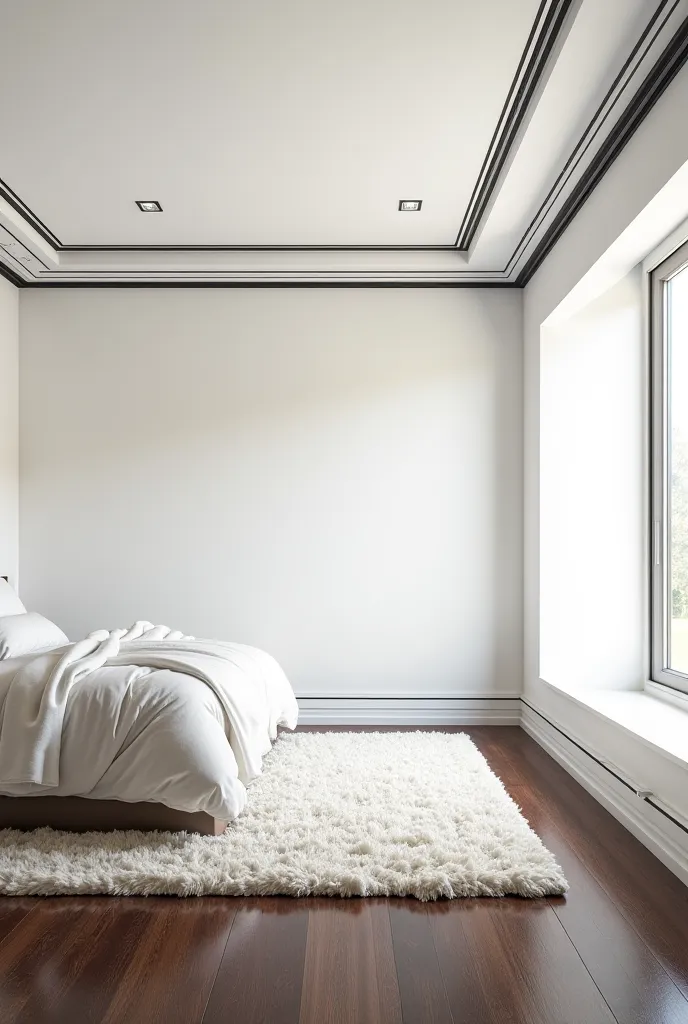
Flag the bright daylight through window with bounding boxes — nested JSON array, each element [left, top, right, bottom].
[[652, 239, 688, 693]]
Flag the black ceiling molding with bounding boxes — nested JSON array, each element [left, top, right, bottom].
[[454, 0, 575, 251], [0, 259, 25, 287], [516, 11, 688, 286], [0, 248, 35, 279], [0, 175, 62, 249], [507, 0, 678, 277], [57, 245, 459, 252], [0, 221, 52, 270], [33, 268, 511, 285], [42, 269, 508, 278], [19, 280, 519, 289]]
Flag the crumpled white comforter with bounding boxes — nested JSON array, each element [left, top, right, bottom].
[[0, 622, 298, 821]]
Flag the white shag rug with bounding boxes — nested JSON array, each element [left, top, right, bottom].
[[0, 732, 567, 900]]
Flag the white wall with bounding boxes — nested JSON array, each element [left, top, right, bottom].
[[539, 269, 644, 691], [19, 286, 522, 698], [0, 277, 18, 587]]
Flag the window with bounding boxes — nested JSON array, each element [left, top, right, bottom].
[[651, 238, 688, 693]]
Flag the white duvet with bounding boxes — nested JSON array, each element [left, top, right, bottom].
[[0, 622, 298, 821]]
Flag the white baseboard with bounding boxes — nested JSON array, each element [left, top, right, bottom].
[[521, 704, 688, 888], [296, 696, 521, 726]]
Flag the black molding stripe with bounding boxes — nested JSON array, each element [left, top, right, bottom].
[[0, 260, 25, 288], [516, 12, 688, 286], [0, 222, 52, 270], [59, 244, 459, 253], [20, 280, 519, 289], [0, 246, 36, 279], [41, 268, 508, 278], [0, 176, 61, 249], [522, 699, 688, 836], [507, 0, 678, 278], [454, 0, 575, 250]]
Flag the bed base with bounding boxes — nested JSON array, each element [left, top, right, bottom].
[[0, 796, 227, 835]]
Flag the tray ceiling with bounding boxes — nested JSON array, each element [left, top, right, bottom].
[[0, 0, 686, 285]]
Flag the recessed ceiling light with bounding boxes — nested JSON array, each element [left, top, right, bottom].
[[136, 200, 163, 212], [398, 200, 422, 212]]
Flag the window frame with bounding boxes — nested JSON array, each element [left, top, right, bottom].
[[650, 237, 688, 695]]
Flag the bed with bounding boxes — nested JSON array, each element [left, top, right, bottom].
[[0, 580, 298, 834]]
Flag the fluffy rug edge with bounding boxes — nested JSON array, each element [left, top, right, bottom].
[[0, 731, 569, 901]]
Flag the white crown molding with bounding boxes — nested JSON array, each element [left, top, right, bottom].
[[0, 235, 512, 286], [29, 246, 509, 286]]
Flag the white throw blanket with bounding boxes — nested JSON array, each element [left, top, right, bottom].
[[0, 621, 298, 792]]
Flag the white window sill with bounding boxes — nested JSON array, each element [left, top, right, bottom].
[[540, 678, 688, 769]]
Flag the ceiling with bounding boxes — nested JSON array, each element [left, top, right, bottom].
[[0, 0, 686, 285]]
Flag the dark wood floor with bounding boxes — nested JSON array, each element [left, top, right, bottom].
[[0, 726, 687, 1023]]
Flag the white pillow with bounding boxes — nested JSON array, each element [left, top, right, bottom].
[[0, 612, 69, 660], [0, 580, 26, 617]]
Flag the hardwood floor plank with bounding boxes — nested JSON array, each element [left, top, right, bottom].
[[417, 904, 496, 1024], [202, 898, 309, 1024], [369, 899, 404, 1024], [513, 785, 688, 1024], [0, 898, 118, 1022], [99, 898, 237, 1024], [505, 731, 688, 1000], [0, 896, 235, 1024], [429, 898, 616, 1024], [0, 900, 41, 950], [388, 901, 454, 1024], [462, 727, 528, 788], [299, 899, 402, 1024]]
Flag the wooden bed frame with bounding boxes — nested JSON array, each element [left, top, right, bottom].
[[0, 796, 228, 835]]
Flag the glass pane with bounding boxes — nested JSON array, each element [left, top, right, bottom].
[[668, 264, 688, 674]]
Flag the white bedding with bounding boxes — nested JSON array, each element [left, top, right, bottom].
[[0, 622, 298, 821]]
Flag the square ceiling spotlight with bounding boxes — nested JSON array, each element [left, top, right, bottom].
[[398, 200, 422, 211], [136, 200, 163, 212]]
